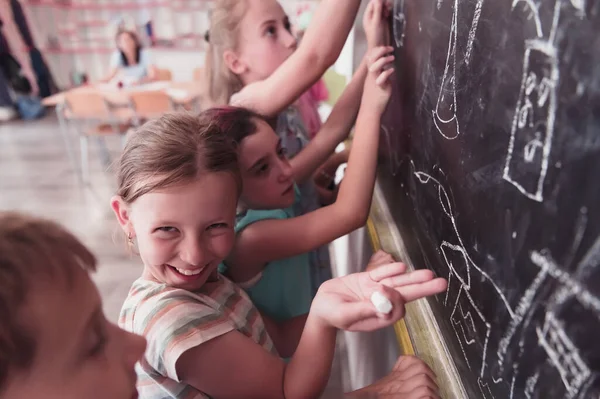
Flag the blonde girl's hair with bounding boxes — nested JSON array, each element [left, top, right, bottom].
[[205, 0, 250, 105], [115, 112, 241, 204]]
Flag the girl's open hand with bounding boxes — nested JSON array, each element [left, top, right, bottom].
[[311, 263, 447, 332], [363, 46, 395, 115]]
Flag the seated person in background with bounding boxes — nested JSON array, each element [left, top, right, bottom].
[[103, 30, 157, 86], [0, 211, 439, 399]]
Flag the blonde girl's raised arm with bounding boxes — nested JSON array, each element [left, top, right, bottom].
[[231, 0, 362, 117]]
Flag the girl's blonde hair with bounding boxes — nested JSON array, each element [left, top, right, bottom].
[[115, 112, 241, 204], [205, 0, 249, 105]]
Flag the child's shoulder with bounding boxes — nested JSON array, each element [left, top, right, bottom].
[[119, 276, 243, 332]]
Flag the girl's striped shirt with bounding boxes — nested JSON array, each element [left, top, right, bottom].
[[119, 274, 276, 398]]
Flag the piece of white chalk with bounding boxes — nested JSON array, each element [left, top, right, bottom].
[[370, 291, 393, 314]]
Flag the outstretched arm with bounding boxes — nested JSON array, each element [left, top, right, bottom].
[[230, 0, 362, 117]]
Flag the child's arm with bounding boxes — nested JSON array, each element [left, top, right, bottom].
[[230, 0, 363, 117], [228, 46, 395, 284], [291, 0, 391, 185], [260, 312, 307, 358], [289, 58, 367, 184], [176, 264, 447, 399]]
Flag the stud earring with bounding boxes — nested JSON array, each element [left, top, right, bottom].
[[127, 232, 134, 246]]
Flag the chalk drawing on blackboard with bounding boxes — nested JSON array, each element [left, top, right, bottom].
[[502, 39, 558, 202], [511, 0, 543, 38], [465, 0, 484, 64], [524, 371, 540, 398], [432, 0, 460, 140], [393, 0, 406, 48], [531, 250, 600, 314], [478, 378, 495, 399], [536, 312, 591, 397], [496, 255, 550, 373]]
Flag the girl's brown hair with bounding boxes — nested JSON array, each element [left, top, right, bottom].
[[116, 112, 241, 204], [116, 30, 142, 66], [205, 0, 249, 105]]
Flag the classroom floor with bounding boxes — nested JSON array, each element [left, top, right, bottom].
[[0, 113, 357, 397]]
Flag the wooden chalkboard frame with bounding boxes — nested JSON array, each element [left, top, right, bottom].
[[367, 181, 468, 398]]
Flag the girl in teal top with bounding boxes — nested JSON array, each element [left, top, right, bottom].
[[213, 43, 396, 323], [231, 186, 312, 320]]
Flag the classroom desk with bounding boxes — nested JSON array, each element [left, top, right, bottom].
[[42, 81, 205, 107]]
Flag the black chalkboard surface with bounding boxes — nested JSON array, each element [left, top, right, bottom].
[[378, 0, 600, 397]]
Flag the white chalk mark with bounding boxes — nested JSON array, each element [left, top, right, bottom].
[[503, 39, 558, 202], [509, 365, 517, 399], [496, 263, 549, 372], [536, 312, 591, 397], [569, 0, 586, 16], [577, 234, 600, 272], [393, 0, 406, 48], [450, 286, 492, 378], [441, 241, 471, 289], [478, 378, 496, 399], [531, 250, 600, 314], [524, 372, 540, 398], [548, 0, 562, 45], [444, 272, 453, 305], [432, 0, 460, 140], [511, 0, 543, 38], [465, 0, 484, 65], [524, 134, 544, 162]]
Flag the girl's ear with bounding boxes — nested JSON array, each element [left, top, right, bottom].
[[223, 49, 248, 75], [111, 196, 135, 237]]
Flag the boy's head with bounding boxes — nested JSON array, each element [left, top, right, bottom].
[[0, 212, 146, 399]]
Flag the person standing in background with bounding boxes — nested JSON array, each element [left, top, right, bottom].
[[0, 0, 38, 96], [102, 30, 157, 86]]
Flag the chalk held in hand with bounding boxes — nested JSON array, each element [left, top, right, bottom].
[[371, 291, 393, 314]]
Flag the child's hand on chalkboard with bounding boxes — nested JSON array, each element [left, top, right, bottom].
[[347, 355, 440, 398], [311, 262, 447, 332], [366, 250, 396, 271], [363, 0, 391, 49], [364, 46, 395, 114]]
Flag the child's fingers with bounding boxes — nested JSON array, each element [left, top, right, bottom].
[[369, 55, 395, 73], [367, 45, 394, 64], [373, 0, 383, 20], [368, 262, 407, 281], [393, 357, 437, 381], [376, 67, 395, 86], [397, 373, 439, 393], [396, 278, 448, 302], [379, 269, 435, 288]]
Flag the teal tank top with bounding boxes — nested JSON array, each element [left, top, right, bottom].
[[221, 186, 312, 321]]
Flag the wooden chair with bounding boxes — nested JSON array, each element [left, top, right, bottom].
[[128, 90, 175, 126], [193, 67, 204, 82], [155, 68, 173, 81], [63, 91, 132, 183]]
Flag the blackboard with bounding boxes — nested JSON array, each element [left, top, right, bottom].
[[377, 0, 600, 397]]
